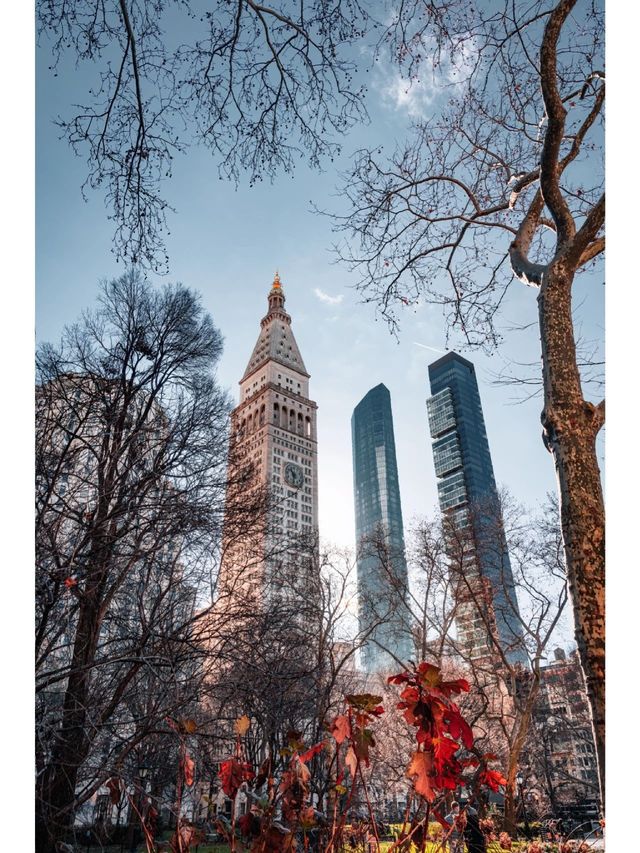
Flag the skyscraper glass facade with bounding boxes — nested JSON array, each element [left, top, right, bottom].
[[427, 353, 527, 665], [352, 384, 413, 672]]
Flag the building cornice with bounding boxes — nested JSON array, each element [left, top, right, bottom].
[[232, 382, 318, 415]]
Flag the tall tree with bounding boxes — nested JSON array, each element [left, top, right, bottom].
[[332, 0, 604, 796], [35, 271, 266, 851]]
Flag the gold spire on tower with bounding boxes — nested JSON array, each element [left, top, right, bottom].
[[272, 270, 282, 290]]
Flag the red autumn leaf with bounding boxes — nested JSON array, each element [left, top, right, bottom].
[[64, 577, 78, 589], [442, 677, 470, 695], [417, 662, 441, 688], [290, 754, 311, 786], [416, 728, 430, 745], [416, 663, 469, 698], [219, 758, 254, 798], [479, 767, 508, 792], [388, 671, 411, 685], [430, 699, 446, 733], [345, 745, 358, 777], [431, 735, 460, 772], [400, 686, 420, 704], [330, 714, 351, 744], [255, 755, 272, 789], [434, 774, 458, 790], [183, 753, 195, 786], [407, 750, 436, 802], [352, 728, 375, 766], [446, 706, 474, 749], [345, 693, 383, 713], [299, 742, 325, 763]]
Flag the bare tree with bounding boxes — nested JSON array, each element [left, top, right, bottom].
[[454, 498, 575, 832], [366, 494, 571, 832], [37, 0, 371, 269], [332, 0, 604, 795], [197, 539, 385, 816], [35, 270, 268, 852]]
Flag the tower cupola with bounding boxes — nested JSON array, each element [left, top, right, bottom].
[[267, 271, 286, 314]]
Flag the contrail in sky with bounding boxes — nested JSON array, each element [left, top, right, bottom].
[[412, 341, 447, 355]]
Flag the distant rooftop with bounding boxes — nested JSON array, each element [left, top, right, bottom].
[[428, 351, 475, 375], [352, 382, 390, 416]]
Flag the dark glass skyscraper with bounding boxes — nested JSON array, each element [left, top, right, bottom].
[[352, 384, 413, 672], [427, 353, 527, 665]]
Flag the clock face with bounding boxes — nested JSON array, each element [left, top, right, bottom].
[[283, 462, 304, 489]]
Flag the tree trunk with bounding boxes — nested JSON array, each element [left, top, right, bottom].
[[36, 587, 104, 852], [538, 259, 605, 805], [503, 781, 517, 837], [502, 679, 538, 837]]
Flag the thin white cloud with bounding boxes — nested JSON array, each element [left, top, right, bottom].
[[314, 288, 344, 306], [413, 341, 447, 354]]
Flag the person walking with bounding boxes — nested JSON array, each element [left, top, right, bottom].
[[444, 801, 465, 853], [462, 803, 487, 853]]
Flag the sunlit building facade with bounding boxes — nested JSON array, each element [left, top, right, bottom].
[[219, 273, 319, 604]]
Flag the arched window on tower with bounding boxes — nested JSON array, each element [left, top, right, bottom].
[[273, 403, 280, 424], [259, 404, 265, 427], [281, 406, 288, 430], [289, 409, 296, 432], [297, 412, 304, 435], [305, 416, 312, 438]]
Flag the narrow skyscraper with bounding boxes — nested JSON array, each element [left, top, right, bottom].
[[426, 352, 527, 665], [352, 384, 412, 672]]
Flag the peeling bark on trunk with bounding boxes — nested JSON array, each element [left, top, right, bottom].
[[538, 260, 605, 804]]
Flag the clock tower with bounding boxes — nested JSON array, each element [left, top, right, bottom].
[[219, 273, 319, 602]]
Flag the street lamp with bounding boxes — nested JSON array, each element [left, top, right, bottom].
[[127, 766, 150, 852], [516, 773, 531, 839]]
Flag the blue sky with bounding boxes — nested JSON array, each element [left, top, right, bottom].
[[36, 21, 604, 562]]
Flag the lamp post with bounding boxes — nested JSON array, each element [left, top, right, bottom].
[[127, 766, 149, 852], [516, 773, 531, 839]]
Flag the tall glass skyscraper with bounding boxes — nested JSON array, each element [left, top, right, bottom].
[[352, 384, 413, 672], [426, 353, 527, 665]]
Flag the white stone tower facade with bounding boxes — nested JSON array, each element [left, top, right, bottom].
[[219, 273, 318, 600]]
